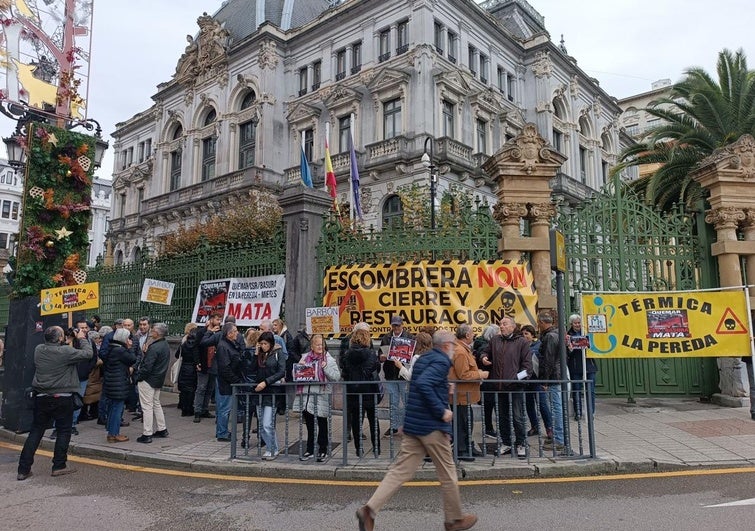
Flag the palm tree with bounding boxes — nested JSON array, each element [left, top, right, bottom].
[[615, 48, 755, 210]]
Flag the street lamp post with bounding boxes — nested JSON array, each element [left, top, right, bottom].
[[421, 136, 437, 230]]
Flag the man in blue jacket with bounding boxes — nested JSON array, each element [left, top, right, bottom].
[[356, 330, 477, 531]]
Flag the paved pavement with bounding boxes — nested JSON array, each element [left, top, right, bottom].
[[2, 391, 755, 480]]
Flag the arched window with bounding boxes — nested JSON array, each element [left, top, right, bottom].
[[133, 246, 141, 263], [382, 195, 403, 228], [115, 249, 123, 265], [240, 91, 256, 110], [204, 109, 217, 126], [172, 125, 183, 140], [579, 114, 593, 138]]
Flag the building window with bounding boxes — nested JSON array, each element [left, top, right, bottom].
[[144, 138, 152, 159], [338, 116, 351, 153], [299, 67, 308, 96], [137, 187, 144, 214], [479, 53, 488, 83], [241, 91, 256, 110], [303, 128, 314, 162], [383, 98, 401, 139], [202, 137, 216, 181], [126, 147, 133, 166], [497, 67, 505, 92], [0, 232, 7, 249], [336, 49, 347, 80], [447, 32, 457, 63], [442, 100, 454, 138], [476, 119, 487, 153], [553, 129, 563, 153], [11, 201, 19, 220], [1, 200, 19, 220], [396, 20, 408, 55], [119, 194, 126, 218], [379, 28, 391, 62], [137, 142, 144, 163], [351, 43, 362, 74], [506, 74, 515, 101], [382, 194, 403, 228], [434, 21, 443, 54], [579, 146, 588, 182], [312, 61, 322, 90], [239, 120, 257, 169], [468, 45, 476, 76], [1, 200, 10, 219], [602, 160, 609, 185], [170, 150, 182, 191]]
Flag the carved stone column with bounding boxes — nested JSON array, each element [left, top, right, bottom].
[[691, 134, 755, 403], [483, 123, 567, 310]]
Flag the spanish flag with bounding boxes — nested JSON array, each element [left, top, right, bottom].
[[324, 137, 337, 201]]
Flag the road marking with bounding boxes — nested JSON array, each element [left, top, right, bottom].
[[2, 441, 755, 487], [705, 498, 755, 507]]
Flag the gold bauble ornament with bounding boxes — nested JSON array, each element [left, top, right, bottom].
[[66, 170, 72, 177], [45, 240, 54, 248]]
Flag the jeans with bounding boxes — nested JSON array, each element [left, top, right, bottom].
[[366, 430, 463, 523], [303, 410, 329, 454], [18, 395, 75, 475], [215, 387, 232, 439], [572, 373, 597, 418], [71, 379, 88, 425], [258, 405, 278, 454], [546, 385, 564, 444], [137, 381, 166, 436], [193, 372, 215, 414], [526, 384, 552, 432], [454, 404, 475, 455], [106, 400, 125, 436], [384, 380, 407, 430], [495, 390, 526, 447]]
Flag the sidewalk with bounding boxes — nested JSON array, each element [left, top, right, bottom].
[[2, 391, 755, 480]]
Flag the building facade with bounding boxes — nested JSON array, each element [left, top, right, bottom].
[[88, 177, 112, 267], [0, 159, 23, 271], [108, 0, 630, 261]]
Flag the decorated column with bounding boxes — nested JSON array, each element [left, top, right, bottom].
[[691, 134, 755, 401], [482, 123, 567, 310]]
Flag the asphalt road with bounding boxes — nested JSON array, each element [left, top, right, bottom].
[[0, 445, 753, 530]]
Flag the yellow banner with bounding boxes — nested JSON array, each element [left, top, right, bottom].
[[40, 282, 100, 316], [582, 291, 752, 358], [323, 260, 538, 337]]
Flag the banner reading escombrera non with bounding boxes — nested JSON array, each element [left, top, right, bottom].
[[323, 260, 538, 337], [582, 289, 753, 358], [191, 275, 285, 326]]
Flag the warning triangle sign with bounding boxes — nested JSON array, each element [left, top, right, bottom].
[[716, 307, 749, 334], [87, 290, 97, 300]]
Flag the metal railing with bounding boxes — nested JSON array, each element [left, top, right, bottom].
[[229, 378, 596, 465]]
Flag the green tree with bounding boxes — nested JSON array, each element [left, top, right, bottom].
[[615, 48, 755, 210]]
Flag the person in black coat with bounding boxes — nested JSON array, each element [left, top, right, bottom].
[[103, 329, 137, 442], [343, 328, 381, 456], [214, 323, 243, 442], [176, 323, 199, 416]]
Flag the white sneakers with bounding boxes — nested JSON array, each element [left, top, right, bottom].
[[262, 450, 279, 460]]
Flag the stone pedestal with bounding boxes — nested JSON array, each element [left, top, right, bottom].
[[279, 186, 333, 332]]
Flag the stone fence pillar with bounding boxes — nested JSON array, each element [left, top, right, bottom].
[[279, 186, 332, 333], [691, 134, 755, 403], [482, 123, 567, 311]]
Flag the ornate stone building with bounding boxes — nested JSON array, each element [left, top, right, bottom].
[[0, 159, 23, 271], [108, 0, 631, 261]]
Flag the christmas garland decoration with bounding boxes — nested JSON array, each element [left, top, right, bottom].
[[12, 122, 94, 298]]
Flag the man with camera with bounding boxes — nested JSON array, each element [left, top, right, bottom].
[[17, 325, 93, 480]]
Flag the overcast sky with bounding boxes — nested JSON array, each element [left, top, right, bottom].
[[5, 0, 754, 179]]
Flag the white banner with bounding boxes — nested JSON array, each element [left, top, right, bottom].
[[140, 278, 175, 306], [191, 275, 286, 327]]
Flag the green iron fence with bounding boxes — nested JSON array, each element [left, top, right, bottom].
[[557, 180, 717, 398], [315, 203, 501, 301], [87, 229, 286, 334]]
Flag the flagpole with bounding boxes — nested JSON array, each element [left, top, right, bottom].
[[349, 113, 355, 222], [325, 121, 330, 195]]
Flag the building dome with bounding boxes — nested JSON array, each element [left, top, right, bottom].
[[213, 0, 334, 41]]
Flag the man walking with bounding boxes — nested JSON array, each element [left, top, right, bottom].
[[17, 326, 93, 480], [356, 330, 477, 531], [190, 312, 222, 422], [135, 323, 170, 443]]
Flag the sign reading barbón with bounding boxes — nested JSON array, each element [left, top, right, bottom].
[[323, 260, 538, 337]]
